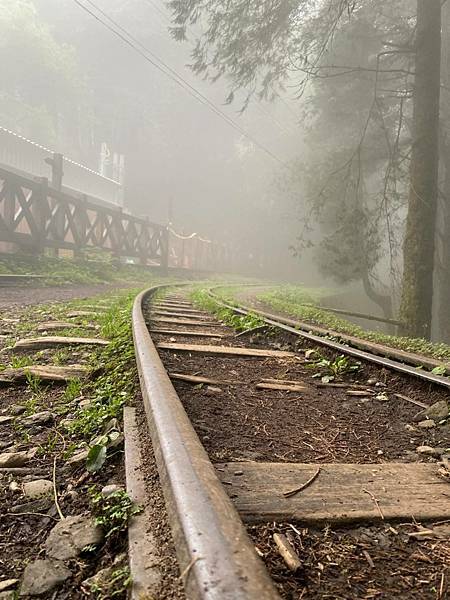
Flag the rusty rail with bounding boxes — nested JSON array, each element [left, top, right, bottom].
[[207, 288, 450, 388], [132, 285, 280, 600]]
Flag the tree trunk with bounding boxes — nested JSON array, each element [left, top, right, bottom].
[[399, 0, 441, 339], [435, 2, 450, 344]]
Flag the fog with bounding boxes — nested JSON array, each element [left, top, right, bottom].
[[1, 0, 448, 340], [1, 0, 311, 280]]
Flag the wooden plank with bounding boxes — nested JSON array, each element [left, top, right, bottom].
[[157, 342, 295, 358], [216, 462, 450, 524], [37, 321, 97, 332], [151, 317, 219, 326], [0, 364, 88, 384], [12, 336, 109, 350], [154, 304, 201, 313], [150, 329, 225, 338], [153, 310, 212, 320]]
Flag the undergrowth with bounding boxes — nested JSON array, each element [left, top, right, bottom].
[[190, 287, 264, 332], [258, 286, 450, 364], [0, 252, 155, 285], [67, 292, 137, 439]]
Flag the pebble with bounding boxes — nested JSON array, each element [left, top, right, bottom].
[[66, 448, 89, 465], [375, 382, 387, 388], [0, 580, 18, 593], [417, 419, 436, 429], [416, 445, 445, 457], [22, 411, 54, 427], [0, 449, 37, 468], [404, 424, 417, 432], [206, 386, 222, 395], [367, 379, 377, 386], [101, 484, 123, 497], [8, 481, 20, 493], [23, 479, 53, 499], [9, 405, 26, 416], [45, 515, 104, 561], [413, 400, 449, 423], [19, 559, 71, 596], [81, 566, 113, 593]]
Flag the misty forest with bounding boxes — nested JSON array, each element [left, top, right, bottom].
[[1, 1, 450, 599]]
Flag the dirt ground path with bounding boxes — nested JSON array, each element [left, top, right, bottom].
[[0, 282, 147, 309]]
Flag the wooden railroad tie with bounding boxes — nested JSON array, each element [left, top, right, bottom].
[[216, 462, 450, 524], [150, 329, 225, 338], [153, 310, 213, 319], [151, 317, 219, 327], [157, 342, 296, 359]]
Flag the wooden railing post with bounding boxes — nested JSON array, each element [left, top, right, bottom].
[[33, 177, 49, 256], [46, 153, 64, 256], [160, 226, 169, 274]]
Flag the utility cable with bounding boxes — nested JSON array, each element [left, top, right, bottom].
[[71, 0, 291, 168]]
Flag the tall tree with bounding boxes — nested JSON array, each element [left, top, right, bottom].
[[169, 0, 442, 337], [399, 0, 441, 338], [435, 1, 450, 343]]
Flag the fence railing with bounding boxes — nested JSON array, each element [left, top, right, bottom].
[[0, 166, 230, 272], [0, 126, 123, 206], [0, 167, 167, 266]]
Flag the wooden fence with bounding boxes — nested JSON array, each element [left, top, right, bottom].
[[0, 166, 229, 272], [0, 166, 168, 267]]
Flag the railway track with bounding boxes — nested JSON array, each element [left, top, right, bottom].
[[131, 284, 450, 599]]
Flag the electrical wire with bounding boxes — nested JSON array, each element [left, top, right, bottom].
[[71, 0, 291, 168]]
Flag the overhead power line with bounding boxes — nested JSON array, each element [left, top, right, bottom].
[[71, 0, 291, 168], [140, 0, 300, 138]]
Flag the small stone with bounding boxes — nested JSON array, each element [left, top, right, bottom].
[[417, 419, 436, 429], [82, 566, 113, 594], [234, 470, 244, 476], [0, 449, 36, 468], [101, 484, 123, 497], [78, 399, 92, 410], [416, 445, 445, 457], [23, 479, 53, 499], [413, 400, 449, 423], [45, 515, 104, 560], [66, 448, 89, 465], [9, 481, 20, 493], [22, 411, 54, 427], [377, 450, 384, 455], [405, 424, 417, 432], [0, 580, 18, 593], [9, 405, 26, 416], [375, 382, 387, 388], [10, 499, 53, 514], [19, 559, 71, 596], [206, 386, 222, 395]]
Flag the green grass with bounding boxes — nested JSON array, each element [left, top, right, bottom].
[[66, 291, 138, 438], [257, 286, 450, 363], [190, 287, 265, 332], [0, 252, 156, 285]]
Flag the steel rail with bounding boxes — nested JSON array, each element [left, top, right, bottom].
[[132, 285, 280, 600], [207, 289, 450, 391]]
